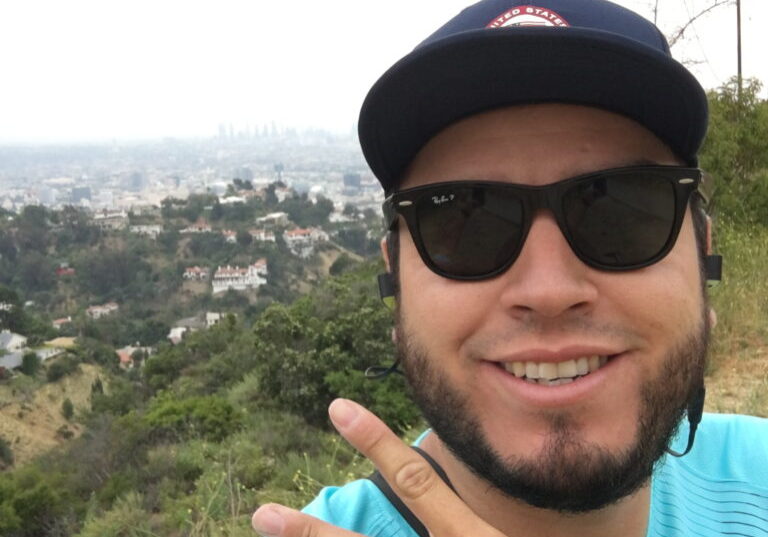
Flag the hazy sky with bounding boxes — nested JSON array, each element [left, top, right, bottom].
[[1, 0, 765, 142]]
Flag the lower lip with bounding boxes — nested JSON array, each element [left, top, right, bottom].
[[479, 355, 623, 407]]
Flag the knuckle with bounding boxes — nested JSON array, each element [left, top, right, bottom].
[[299, 519, 320, 537], [393, 460, 438, 499]]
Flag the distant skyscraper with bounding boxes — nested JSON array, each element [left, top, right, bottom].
[[343, 173, 361, 189], [71, 186, 92, 203]]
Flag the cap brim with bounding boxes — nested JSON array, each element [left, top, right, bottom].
[[359, 27, 708, 192]]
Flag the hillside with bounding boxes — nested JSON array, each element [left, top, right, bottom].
[[0, 363, 102, 466]]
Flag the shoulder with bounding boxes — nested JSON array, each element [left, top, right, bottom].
[[649, 413, 768, 537], [685, 412, 768, 479], [303, 479, 418, 537]]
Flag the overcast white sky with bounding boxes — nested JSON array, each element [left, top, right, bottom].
[[0, 0, 765, 143]]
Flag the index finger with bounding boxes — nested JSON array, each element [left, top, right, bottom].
[[328, 399, 505, 537]]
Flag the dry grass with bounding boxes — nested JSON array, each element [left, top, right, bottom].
[[706, 221, 768, 416], [0, 363, 101, 466]]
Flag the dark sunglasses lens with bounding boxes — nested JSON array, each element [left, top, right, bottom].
[[563, 172, 677, 267], [415, 186, 525, 277]]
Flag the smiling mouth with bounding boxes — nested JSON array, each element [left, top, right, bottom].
[[500, 355, 613, 386]]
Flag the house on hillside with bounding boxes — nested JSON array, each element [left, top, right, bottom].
[[212, 259, 268, 294], [222, 229, 237, 243], [129, 224, 163, 239], [283, 227, 329, 258], [116, 345, 152, 369], [256, 212, 289, 227], [52, 316, 73, 330], [183, 266, 210, 281], [249, 228, 276, 242], [56, 262, 76, 277], [0, 352, 23, 371], [206, 312, 222, 328], [180, 218, 212, 234], [0, 330, 27, 353], [93, 209, 128, 230], [86, 302, 119, 320]]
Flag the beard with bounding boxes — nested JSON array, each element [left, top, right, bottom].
[[397, 312, 709, 513]]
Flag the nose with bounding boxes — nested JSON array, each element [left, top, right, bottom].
[[498, 210, 598, 319]]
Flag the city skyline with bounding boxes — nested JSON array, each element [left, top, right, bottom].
[[1, 0, 766, 143]]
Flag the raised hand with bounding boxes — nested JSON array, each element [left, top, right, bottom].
[[252, 398, 508, 537]]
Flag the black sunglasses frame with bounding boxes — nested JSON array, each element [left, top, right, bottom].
[[383, 166, 703, 281]]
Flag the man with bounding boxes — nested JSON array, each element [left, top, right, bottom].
[[253, 1, 768, 536]]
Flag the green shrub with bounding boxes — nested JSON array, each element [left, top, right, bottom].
[[62, 398, 74, 420], [76, 491, 153, 537], [0, 436, 13, 468], [46, 354, 80, 382], [144, 394, 242, 442], [20, 352, 41, 376]]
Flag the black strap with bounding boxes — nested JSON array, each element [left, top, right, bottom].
[[366, 446, 457, 537]]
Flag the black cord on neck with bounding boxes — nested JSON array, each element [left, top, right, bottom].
[[365, 357, 404, 379], [666, 385, 706, 458]]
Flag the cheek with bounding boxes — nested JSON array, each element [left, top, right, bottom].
[[398, 233, 497, 352], [604, 215, 703, 343]]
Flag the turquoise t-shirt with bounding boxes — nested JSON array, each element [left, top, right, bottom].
[[303, 413, 768, 537]]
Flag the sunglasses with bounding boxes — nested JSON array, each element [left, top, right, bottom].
[[383, 166, 703, 280]]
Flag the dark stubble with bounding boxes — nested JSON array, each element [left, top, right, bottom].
[[397, 313, 709, 513]]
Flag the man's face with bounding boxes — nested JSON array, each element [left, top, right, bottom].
[[393, 104, 709, 511]]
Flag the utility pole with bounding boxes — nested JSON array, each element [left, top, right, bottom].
[[736, 0, 743, 100]]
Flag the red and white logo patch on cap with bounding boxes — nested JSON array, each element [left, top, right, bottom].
[[486, 5, 570, 28]]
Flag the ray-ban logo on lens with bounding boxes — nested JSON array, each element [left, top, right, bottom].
[[486, 6, 570, 28], [432, 194, 455, 205]]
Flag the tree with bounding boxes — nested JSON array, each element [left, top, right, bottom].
[[236, 229, 253, 247], [0, 436, 13, 468], [700, 78, 768, 222], [0, 285, 22, 332], [252, 263, 419, 433], [20, 352, 41, 376], [61, 398, 74, 420]]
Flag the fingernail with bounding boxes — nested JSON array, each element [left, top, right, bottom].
[[329, 398, 358, 429], [252, 506, 284, 537]]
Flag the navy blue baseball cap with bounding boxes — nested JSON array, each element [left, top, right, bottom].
[[359, 0, 709, 193]]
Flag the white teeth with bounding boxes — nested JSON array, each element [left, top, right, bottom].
[[557, 360, 578, 378], [539, 362, 558, 380], [503, 354, 611, 385]]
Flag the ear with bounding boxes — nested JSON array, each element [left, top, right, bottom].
[[380, 236, 391, 272]]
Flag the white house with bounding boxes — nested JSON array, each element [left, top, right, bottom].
[[249, 228, 276, 242], [167, 326, 188, 345], [206, 312, 222, 328], [283, 227, 329, 258], [93, 209, 128, 230], [129, 224, 163, 239], [52, 316, 72, 330], [180, 219, 212, 234], [183, 266, 210, 281], [222, 229, 237, 243], [86, 302, 119, 320], [256, 212, 289, 227], [0, 330, 27, 353], [212, 259, 268, 294]]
